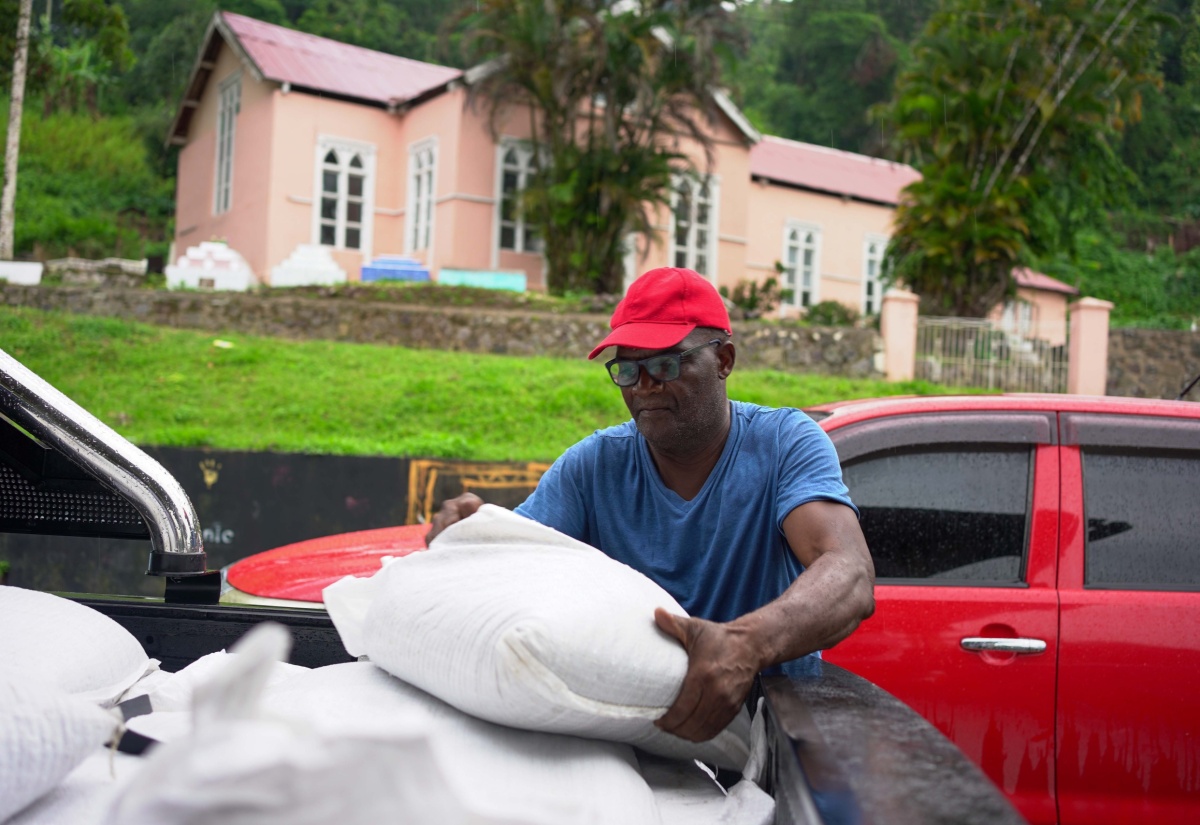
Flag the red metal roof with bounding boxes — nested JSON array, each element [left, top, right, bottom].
[[222, 12, 462, 106], [750, 135, 921, 205], [1012, 267, 1079, 295]]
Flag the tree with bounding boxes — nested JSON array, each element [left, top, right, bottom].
[[877, 0, 1166, 316], [457, 0, 742, 295], [1, 0, 32, 260]]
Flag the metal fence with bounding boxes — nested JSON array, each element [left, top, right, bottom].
[[915, 316, 1068, 392]]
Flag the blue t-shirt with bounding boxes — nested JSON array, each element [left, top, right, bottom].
[[515, 400, 856, 676]]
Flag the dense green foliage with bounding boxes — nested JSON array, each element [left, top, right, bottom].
[[0, 306, 970, 461], [458, 0, 741, 295], [0, 100, 173, 258], [2, 0, 1199, 327]]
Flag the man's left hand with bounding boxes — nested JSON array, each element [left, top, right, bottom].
[[652, 608, 761, 742]]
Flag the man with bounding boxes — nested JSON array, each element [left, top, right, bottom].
[[427, 266, 874, 744]]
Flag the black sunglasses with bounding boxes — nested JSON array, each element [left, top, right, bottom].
[[605, 340, 722, 387]]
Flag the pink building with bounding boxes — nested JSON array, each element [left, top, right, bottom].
[[167, 11, 918, 317]]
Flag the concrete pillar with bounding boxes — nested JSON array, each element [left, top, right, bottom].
[[1067, 297, 1114, 395], [881, 288, 920, 382]]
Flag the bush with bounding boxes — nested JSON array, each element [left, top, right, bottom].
[[805, 300, 860, 327], [719, 277, 791, 318]]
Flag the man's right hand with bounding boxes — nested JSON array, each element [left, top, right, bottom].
[[424, 493, 484, 545]]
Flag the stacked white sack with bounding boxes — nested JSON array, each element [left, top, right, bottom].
[[0, 673, 123, 822], [0, 587, 157, 707], [110, 622, 648, 825], [261, 661, 662, 825], [324, 504, 751, 770]]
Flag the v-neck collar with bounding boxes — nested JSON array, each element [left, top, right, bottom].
[[636, 402, 741, 509]]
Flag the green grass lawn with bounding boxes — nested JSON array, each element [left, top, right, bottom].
[[1, 306, 968, 462]]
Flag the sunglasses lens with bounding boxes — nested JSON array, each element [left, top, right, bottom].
[[610, 361, 640, 386], [644, 355, 679, 382]]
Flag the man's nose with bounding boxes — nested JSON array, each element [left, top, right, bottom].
[[633, 365, 663, 392]]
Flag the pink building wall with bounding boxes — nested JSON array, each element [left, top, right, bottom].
[[744, 179, 896, 316], [174, 45, 275, 282]]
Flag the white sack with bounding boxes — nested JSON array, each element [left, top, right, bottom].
[[120, 649, 309, 713], [0, 673, 123, 822], [108, 624, 567, 825], [0, 587, 155, 706], [324, 505, 751, 770], [261, 662, 662, 825]]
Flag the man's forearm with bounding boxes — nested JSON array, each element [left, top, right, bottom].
[[731, 548, 875, 670]]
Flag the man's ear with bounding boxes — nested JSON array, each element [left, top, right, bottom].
[[717, 342, 736, 380]]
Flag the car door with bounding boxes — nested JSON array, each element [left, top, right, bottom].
[[1056, 413, 1200, 825], [822, 411, 1060, 825]]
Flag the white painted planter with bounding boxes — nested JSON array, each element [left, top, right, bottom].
[[0, 261, 44, 285]]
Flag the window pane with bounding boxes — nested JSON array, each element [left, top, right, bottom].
[[696, 229, 708, 250], [503, 171, 519, 195], [674, 250, 688, 268], [1083, 451, 1200, 588], [320, 224, 336, 245], [675, 226, 689, 247], [345, 228, 361, 250], [842, 448, 1030, 582], [501, 196, 517, 223], [523, 229, 539, 252], [323, 150, 338, 165], [348, 174, 364, 198], [697, 204, 709, 226], [347, 201, 362, 223], [323, 171, 338, 194], [503, 147, 518, 166], [321, 198, 337, 220], [695, 254, 707, 275], [349, 154, 363, 169], [500, 226, 516, 249]]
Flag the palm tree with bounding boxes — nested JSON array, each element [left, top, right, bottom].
[[1, 0, 33, 261], [456, 0, 742, 295]]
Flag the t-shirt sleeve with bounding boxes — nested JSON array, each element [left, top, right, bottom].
[[514, 439, 592, 542], [774, 409, 859, 529]]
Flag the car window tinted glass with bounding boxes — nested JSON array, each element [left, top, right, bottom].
[[842, 448, 1031, 583], [1083, 450, 1200, 589]]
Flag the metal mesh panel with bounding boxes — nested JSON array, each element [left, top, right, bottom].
[[0, 462, 148, 538]]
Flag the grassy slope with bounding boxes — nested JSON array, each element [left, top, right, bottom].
[[1, 306, 968, 462]]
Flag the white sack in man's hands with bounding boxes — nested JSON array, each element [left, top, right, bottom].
[[324, 504, 751, 770]]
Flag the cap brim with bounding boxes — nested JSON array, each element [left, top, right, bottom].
[[587, 322, 696, 360]]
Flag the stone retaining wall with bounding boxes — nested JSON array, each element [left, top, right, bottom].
[[1107, 327, 1200, 400], [0, 284, 882, 377]]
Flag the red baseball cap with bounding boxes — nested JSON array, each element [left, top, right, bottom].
[[587, 267, 732, 360]]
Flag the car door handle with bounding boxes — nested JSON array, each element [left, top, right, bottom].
[[961, 637, 1047, 654]]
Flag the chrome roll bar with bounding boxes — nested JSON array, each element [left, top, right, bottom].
[[0, 348, 206, 575]]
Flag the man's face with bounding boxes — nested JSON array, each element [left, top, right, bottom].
[[615, 331, 732, 455]]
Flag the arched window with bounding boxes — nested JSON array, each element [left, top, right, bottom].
[[783, 223, 820, 308], [408, 142, 437, 252], [498, 144, 542, 253], [314, 138, 375, 251], [213, 73, 241, 215], [863, 235, 887, 315], [670, 176, 715, 276]]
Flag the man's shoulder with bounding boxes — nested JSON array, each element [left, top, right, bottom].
[[731, 400, 814, 429]]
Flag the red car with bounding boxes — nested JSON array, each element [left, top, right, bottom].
[[224, 393, 1200, 825]]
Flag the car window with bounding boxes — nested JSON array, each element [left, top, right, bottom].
[[1082, 450, 1200, 590], [842, 447, 1032, 584]]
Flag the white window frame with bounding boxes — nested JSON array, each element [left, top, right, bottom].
[[668, 173, 720, 281], [782, 221, 821, 309], [213, 73, 241, 215], [311, 135, 377, 256], [406, 138, 438, 254], [494, 139, 544, 255], [862, 233, 888, 316]]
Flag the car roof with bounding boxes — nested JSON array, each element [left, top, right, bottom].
[[810, 394, 1200, 431]]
